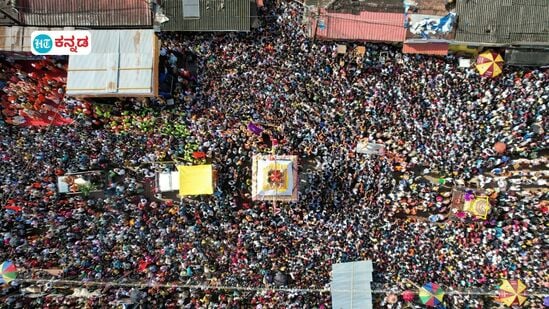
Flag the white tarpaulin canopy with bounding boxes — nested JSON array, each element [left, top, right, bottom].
[[331, 260, 373, 309], [66, 29, 159, 97], [157, 171, 180, 192]]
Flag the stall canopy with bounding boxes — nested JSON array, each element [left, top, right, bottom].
[[402, 42, 449, 56], [331, 260, 373, 309], [66, 29, 159, 97]]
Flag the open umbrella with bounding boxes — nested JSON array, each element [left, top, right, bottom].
[[419, 282, 444, 307], [402, 290, 415, 302], [192, 151, 206, 159], [476, 50, 504, 78], [494, 142, 507, 154], [497, 279, 527, 306], [0, 261, 18, 284]]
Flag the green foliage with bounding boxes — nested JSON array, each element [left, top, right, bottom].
[[78, 182, 97, 197]]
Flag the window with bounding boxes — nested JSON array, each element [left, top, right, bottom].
[[183, 0, 200, 18]]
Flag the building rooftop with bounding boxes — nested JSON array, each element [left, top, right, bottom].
[[0, 0, 19, 25], [16, 0, 152, 28], [161, 0, 251, 32], [326, 0, 403, 14], [315, 8, 406, 42], [455, 0, 549, 45]]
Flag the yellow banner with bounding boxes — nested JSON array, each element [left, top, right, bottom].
[[177, 165, 213, 196]]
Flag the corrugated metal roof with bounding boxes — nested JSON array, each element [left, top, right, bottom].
[[316, 9, 406, 42], [402, 42, 449, 55], [455, 0, 549, 45], [67, 30, 158, 97], [162, 0, 250, 31], [409, 0, 450, 16], [328, 0, 403, 14], [18, 0, 152, 28]]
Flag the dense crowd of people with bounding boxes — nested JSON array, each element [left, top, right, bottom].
[[0, 58, 72, 126], [1, 1, 548, 308]]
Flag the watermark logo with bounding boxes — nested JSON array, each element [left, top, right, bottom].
[[33, 34, 53, 54], [31, 31, 92, 55]]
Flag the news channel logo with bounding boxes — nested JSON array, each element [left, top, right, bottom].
[[31, 31, 92, 56], [33, 33, 53, 54]]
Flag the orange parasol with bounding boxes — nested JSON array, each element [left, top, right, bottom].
[[494, 142, 507, 154], [497, 279, 527, 306], [476, 50, 504, 78]]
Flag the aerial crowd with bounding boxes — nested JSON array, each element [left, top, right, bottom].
[[0, 1, 547, 308]]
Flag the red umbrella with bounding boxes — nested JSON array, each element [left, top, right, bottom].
[[494, 142, 506, 154], [402, 290, 415, 302], [192, 151, 206, 159]]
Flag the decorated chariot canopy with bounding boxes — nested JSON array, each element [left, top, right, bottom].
[[252, 155, 298, 202]]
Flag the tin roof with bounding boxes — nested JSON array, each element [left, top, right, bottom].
[[161, 0, 250, 31], [455, 0, 549, 45], [402, 42, 449, 55], [328, 0, 403, 14], [316, 9, 406, 42], [18, 0, 152, 28], [406, 0, 451, 16]]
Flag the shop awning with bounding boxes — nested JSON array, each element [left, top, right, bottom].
[[403, 42, 449, 55]]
